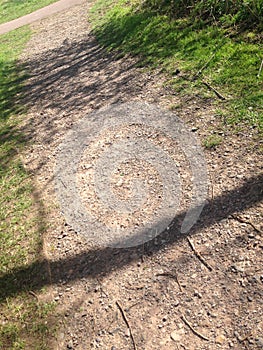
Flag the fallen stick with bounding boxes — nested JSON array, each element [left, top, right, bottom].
[[202, 80, 226, 100], [239, 331, 253, 342], [29, 290, 39, 301], [230, 214, 262, 234], [193, 52, 217, 80], [156, 272, 183, 292], [116, 301, 138, 350], [187, 237, 213, 271], [181, 314, 210, 341]]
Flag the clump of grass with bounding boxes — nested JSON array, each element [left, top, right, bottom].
[[203, 135, 223, 149], [141, 0, 263, 32], [0, 296, 56, 350], [0, 28, 56, 349], [0, 0, 58, 24], [90, 0, 263, 135]]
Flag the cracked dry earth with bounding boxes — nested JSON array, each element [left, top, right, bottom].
[[17, 1, 263, 349]]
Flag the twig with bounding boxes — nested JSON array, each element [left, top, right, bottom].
[[239, 331, 253, 342], [230, 214, 262, 234], [156, 272, 183, 292], [193, 53, 217, 80], [125, 301, 141, 313], [257, 58, 263, 78], [29, 290, 39, 301], [181, 314, 210, 341], [202, 80, 226, 100], [187, 237, 213, 271], [116, 301, 138, 350]]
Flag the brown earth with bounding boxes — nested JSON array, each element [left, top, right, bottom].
[[8, 1, 263, 349]]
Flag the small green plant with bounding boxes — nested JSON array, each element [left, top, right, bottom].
[[203, 135, 223, 149]]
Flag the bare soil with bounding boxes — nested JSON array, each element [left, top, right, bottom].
[[15, 1, 263, 349]]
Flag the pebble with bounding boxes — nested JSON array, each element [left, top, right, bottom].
[[194, 290, 202, 298], [170, 331, 181, 342], [67, 341, 73, 349], [215, 334, 226, 344], [173, 300, 180, 307], [256, 337, 263, 348]]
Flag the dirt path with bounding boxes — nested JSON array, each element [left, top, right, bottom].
[[0, 0, 85, 35], [15, 1, 263, 349]]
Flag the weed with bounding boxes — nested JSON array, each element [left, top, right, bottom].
[[203, 135, 223, 149]]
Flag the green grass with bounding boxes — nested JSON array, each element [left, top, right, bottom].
[[203, 134, 223, 149], [0, 0, 58, 24], [90, 0, 263, 134], [0, 28, 56, 350]]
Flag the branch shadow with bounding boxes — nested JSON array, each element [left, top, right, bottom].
[[1, 171, 262, 302], [1, 27, 262, 307]]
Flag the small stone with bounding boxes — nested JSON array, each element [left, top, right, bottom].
[[125, 329, 130, 337], [234, 331, 240, 340], [256, 337, 263, 348], [111, 347, 117, 350], [67, 340, 73, 349], [215, 334, 226, 344], [247, 296, 253, 302], [208, 311, 218, 318], [170, 331, 181, 342], [194, 290, 202, 298], [173, 300, 180, 307]]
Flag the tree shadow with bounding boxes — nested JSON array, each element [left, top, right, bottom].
[[1, 28, 262, 307], [1, 171, 262, 302]]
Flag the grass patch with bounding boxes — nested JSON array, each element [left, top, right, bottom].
[[0, 28, 56, 350], [203, 134, 223, 149], [90, 0, 263, 134], [0, 0, 57, 24]]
